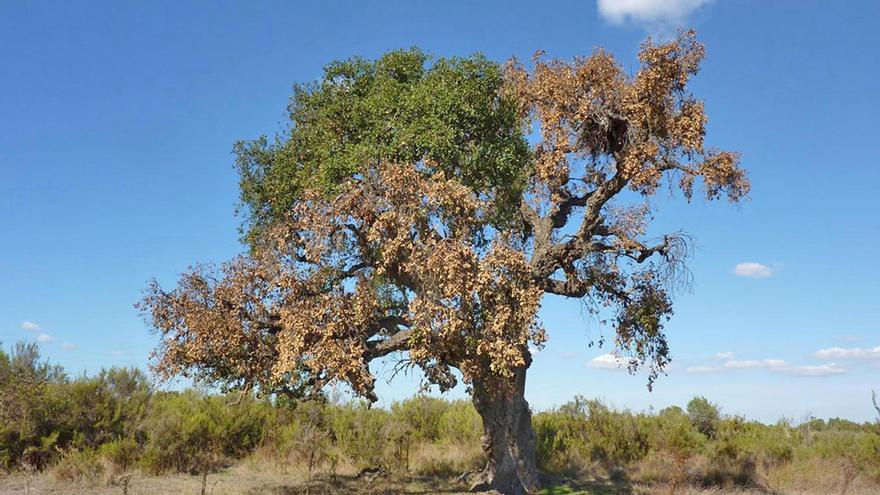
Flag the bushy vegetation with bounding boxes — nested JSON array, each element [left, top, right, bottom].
[[1, 342, 878, 492]]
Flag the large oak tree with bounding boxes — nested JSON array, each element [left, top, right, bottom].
[[140, 32, 747, 494]]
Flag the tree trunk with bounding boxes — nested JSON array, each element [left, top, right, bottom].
[[469, 364, 540, 495]]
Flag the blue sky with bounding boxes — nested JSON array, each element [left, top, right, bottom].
[[2, 0, 878, 423]]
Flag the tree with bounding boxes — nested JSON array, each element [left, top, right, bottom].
[[139, 32, 748, 494], [687, 396, 721, 438]]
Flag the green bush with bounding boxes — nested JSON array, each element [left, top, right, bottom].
[[98, 437, 140, 472], [328, 402, 408, 469], [267, 401, 332, 474], [438, 400, 482, 444], [391, 395, 447, 442], [534, 397, 649, 477], [3, 339, 880, 490], [138, 391, 269, 474], [687, 396, 721, 438]]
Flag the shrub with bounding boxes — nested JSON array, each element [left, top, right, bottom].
[[138, 391, 268, 474], [269, 402, 332, 475], [98, 437, 140, 473], [4, 339, 880, 492], [438, 400, 482, 445], [51, 448, 105, 484], [687, 396, 720, 439], [534, 397, 648, 477], [649, 404, 705, 489], [328, 402, 403, 469], [391, 395, 448, 442]]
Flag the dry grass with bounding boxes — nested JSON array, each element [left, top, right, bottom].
[[3, 462, 879, 495], [2, 444, 879, 495], [0, 464, 469, 495], [409, 442, 483, 478], [760, 457, 878, 495]]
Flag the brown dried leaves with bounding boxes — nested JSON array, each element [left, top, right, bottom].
[[141, 32, 746, 400], [141, 162, 545, 399], [504, 30, 749, 202]]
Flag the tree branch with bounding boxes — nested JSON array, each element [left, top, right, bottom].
[[364, 328, 414, 360]]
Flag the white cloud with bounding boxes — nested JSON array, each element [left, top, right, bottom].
[[713, 351, 734, 360], [587, 353, 628, 370], [815, 345, 880, 360], [597, 0, 712, 26], [109, 350, 125, 357], [21, 321, 41, 331], [61, 342, 76, 350], [781, 363, 848, 377], [36, 333, 54, 343], [559, 351, 577, 359], [685, 357, 846, 377], [724, 359, 787, 369], [732, 262, 774, 278], [685, 365, 720, 374]]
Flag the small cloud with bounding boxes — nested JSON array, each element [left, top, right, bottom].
[[587, 353, 627, 370], [685, 365, 720, 374], [733, 262, 774, 278], [815, 345, 880, 360], [835, 334, 861, 343], [724, 359, 787, 370], [61, 342, 76, 350], [597, 0, 712, 26], [36, 333, 55, 343], [781, 363, 848, 377], [21, 321, 42, 331], [686, 356, 847, 377], [559, 351, 577, 359], [109, 350, 125, 357], [713, 351, 734, 360]]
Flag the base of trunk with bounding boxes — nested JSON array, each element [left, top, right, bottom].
[[470, 365, 539, 495]]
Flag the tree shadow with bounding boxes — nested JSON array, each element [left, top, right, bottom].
[[253, 473, 466, 495], [540, 479, 634, 495]]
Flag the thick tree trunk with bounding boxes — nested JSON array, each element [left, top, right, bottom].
[[469, 364, 539, 495]]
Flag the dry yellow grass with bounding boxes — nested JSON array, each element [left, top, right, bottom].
[[2, 451, 879, 495], [0, 464, 469, 495], [3, 464, 879, 495]]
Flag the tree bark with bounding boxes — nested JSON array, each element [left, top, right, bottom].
[[469, 364, 540, 495]]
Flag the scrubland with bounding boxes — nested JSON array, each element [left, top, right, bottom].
[[2, 342, 878, 494]]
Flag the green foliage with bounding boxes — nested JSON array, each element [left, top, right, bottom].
[[3, 341, 880, 488], [438, 399, 483, 445], [98, 436, 140, 472], [267, 401, 332, 474], [234, 47, 531, 245], [391, 395, 448, 442], [534, 397, 649, 477], [687, 396, 721, 438], [139, 391, 268, 474], [651, 403, 706, 457], [327, 401, 407, 469]]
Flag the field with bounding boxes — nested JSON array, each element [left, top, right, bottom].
[[2, 461, 879, 495], [2, 343, 879, 495]]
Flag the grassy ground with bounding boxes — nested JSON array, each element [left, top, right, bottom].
[[2, 463, 878, 495]]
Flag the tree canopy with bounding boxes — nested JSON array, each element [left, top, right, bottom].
[[140, 31, 748, 402], [142, 33, 748, 399], [234, 47, 530, 246], [140, 32, 748, 493]]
